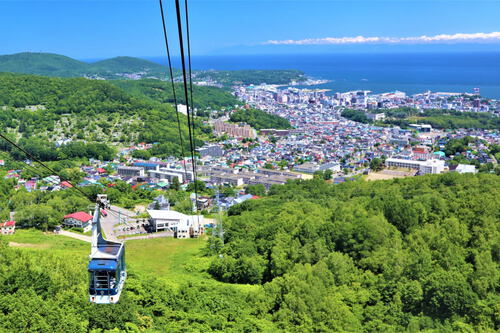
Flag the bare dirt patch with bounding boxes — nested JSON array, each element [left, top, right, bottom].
[[8, 242, 50, 249]]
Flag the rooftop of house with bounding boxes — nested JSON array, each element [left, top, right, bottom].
[[64, 212, 93, 222], [0, 221, 15, 227]]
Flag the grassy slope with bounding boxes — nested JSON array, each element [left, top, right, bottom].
[[4, 230, 257, 292]]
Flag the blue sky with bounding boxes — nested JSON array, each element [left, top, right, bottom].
[[1, 0, 500, 58]]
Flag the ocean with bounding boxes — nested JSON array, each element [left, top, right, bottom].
[[147, 52, 500, 99]]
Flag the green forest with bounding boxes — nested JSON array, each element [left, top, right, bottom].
[[0, 53, 306, 87], [111, 79, 240, 112], [0, 73, 208, 158], [0, 173, 498, 332], [229, 108, 292, 130], [342, 107, 500, 129], [0, 52, 170, 79], [195, 70, 306, 86]]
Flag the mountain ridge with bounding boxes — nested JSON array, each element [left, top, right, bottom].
[[0, 52, 168, 79]]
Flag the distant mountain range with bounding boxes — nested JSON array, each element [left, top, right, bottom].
[[0, 52, 170, 79]]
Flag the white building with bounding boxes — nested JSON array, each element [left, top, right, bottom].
[[147, 210, 204, 238], [385, 158, 445, 175], [294, 162, 341, 174], [149, 169, 183, 184], [117, 166, 145, 178], [455, 164, 477, 174], [367, 113, 386, 121]]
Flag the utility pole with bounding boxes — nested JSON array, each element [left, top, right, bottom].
[[216, 186, 224, 243]]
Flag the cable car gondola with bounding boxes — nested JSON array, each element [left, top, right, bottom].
[[88, 195, 126, 304]]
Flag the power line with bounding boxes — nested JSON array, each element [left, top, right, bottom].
[[0, 133, 136, 220], [1, 140, 133, 222], [174, 0, 201, 218], [158, 0, 189, 182], [184, 0, 195, 117], [183, 0, 201, 224], [0, 132, 96, 203]]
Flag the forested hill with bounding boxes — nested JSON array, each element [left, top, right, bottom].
[[112, 79, 240, 112], [0, 52, 89, 77], [0, 53, 306, 86], [210, 173, 499, 331], [0, 52, 169, 79], [0, 72, 204, 158], [229, 108, 292, 130], [0, 173, 498, 331]]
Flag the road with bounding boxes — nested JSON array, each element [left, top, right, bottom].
[[58, 230, 91, 243], [101, 205, 137, 241]]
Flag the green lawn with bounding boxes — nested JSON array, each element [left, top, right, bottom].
[[3, 229, 88, 256], [126, 236, 211, 286], [2, 229, 258, 292]]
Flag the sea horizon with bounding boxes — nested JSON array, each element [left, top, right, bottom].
[[83, 51, 500, 99]]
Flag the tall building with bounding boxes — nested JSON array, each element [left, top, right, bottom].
[[214, 120, 256, 139]]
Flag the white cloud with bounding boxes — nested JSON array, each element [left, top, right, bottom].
[[264, 32, 500, 45]]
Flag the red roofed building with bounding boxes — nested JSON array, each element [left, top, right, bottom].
[[0, 221, 15, 235], [61, 181, 73, 188], [63, 212, 93, 232]]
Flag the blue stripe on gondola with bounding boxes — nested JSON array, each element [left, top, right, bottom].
[[88, 259, 117, 271]]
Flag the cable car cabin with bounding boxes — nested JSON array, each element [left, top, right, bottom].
[[88, 242, 125, 304], [88, 198, 126, 304]]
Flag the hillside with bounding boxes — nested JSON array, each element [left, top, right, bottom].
[[0, 52, 169, 79], [0, 53, 306, 86], [0, 72, 203, 159], [213, 173, 499, 331], [88, 56, 168, 79], [229, 108, 292, 130], [112, 79, 241, 112], [0, 173, 498, 332], [0, 52, 88, 77]]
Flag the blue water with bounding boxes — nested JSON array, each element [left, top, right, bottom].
[[147, 52, 500, 99]]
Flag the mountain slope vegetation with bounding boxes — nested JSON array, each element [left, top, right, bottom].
[[0, 173, 497, 332], [112, 79, 240, 112], [229, 108, 292, 130], [209, 173, 499, 332], [0, 72, 205, 158], [0, 52, 168, 79], [0, 52, 89, 77], [0, 53, 306, 86]]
